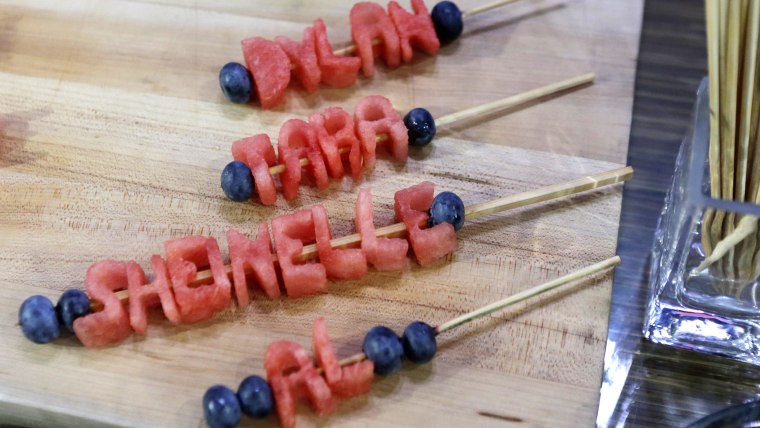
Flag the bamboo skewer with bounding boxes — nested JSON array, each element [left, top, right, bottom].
[[266, 73, 596, 176], [320, 255, 621, 371], [104, 166, 632, 307]]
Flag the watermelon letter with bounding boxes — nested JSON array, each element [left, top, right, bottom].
[[313, 19, 362, 87], [394, 181, 458, 266], [226, 225, 279, 305], [165, 236, 232, 324], [276, 27, 322, 93], [241, 37, 291, 109], [278, 119, 330, 201], [127, 256, 181, 334], [271, 210, 328, 297], [312, 317, 375, 398], [388, 0, 440, 63], [312, 205, 368, 280], [265, 340, 336, 428], [355, 188, 409, 271], [350, 2, 402, 77], [354, 95, 408, 169], [309, 106, 363, 180], [73, 260, 133, 347], [231, 135, 278, 205]]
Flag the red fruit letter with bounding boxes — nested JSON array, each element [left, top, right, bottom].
[[227, 225, 279, 305], [271, 210, 328, 297], [312, 205, 368, 280], [127, 256, 181, 334], [276, 27, 322, 93], [309, 106, 363, 181], [388, 0, 441, 63], [312, 317, 375, 398], [231, 135, 278, 205], [278, 119, 330, 201], [313, 19, 362, 87], [354, 95, 408, 169], [350, 2, 402, 77], [355, 188, 409, 271], [241, 37, 291, 109], [73, 260, 133, 347]]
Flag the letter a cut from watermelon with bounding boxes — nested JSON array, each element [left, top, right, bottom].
[[127, 256, 181, 335], [350, 2, 402, 77], [241, 37, 291, 109], [309, 106, 363, 181], [165, 236, 231, 323], [278, 119, 330, 201], [265, 340, 335, 428], [227, 225, 280, 305], [388, 0, 441, 63], [354, 95, 409, 169], [312, 205, 368, 280], [271, 210, 328, 297], [313, 19, 362, 87], [73, 260, 133, 347], [355, 188, 409, 271], [395, 181, 458, 266], [312, 317, 375, 398], [232, 134, 278, 205], [276, 26, 322, 94]]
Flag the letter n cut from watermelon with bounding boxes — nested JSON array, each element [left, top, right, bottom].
[[395, 182, 458, 266], [127, 255, 181, 335], [164, 236, 231, 323], [73, 260, 133, 347], [232, 134, 278, 205], [312, 317, 374, 398], [354, 95, 408, 169], [355, 188, 409, 271], [271, 210, 328, 297], [241, 37, 291, 109], [388, 0, 441, 63], [350, 2, 401, 77], [227, 225, 279, 305]]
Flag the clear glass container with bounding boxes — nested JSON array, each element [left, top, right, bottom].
[[645, 77, 760, 364]]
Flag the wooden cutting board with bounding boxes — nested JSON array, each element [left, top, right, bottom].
[[0, 0, 642, 426]]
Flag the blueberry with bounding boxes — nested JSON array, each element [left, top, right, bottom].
[[428, 191, 465, 231], [219, 62, 253, 104], [431, 1, 464, 45], [19, 295, 60, 344], [402, 321, 437, 364], [237, 375, 274, 419], [362, 325, 404, 375], [203, 385, 242, 428], [404, 108, 437, 147], [221, 160, 255, 202], [56, 289, 91, 333]]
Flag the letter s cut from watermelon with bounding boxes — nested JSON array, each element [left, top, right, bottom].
[[395, 181, 458, 266], [73, 260, 133, 347], [355, 188, 409, 271], [271, 210, 328, 297], [312, 205, 368, 280], [388, 0, 441, 63], [309, 106, 363, 181], [232, 134, 278, 205], [164, 236, 232, 323], [278, 119, 330, 201], [312, 317, 375, 398], [227, 225, 280, 305], [127, 256, 181, 334], [276, 26, 322, 94], [241, 37, 291, 109], [313, 19, 362, 87], [350, 2, 402, 77], [354, 95, 409, 169]]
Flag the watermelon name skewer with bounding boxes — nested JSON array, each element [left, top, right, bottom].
[[219, 0, 525, 108], [223, 73, 596, 205], [18, 167, 632, 348], [202, 256, 621, 428]]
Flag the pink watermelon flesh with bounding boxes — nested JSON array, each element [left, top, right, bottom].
[[276, 26, 322, 93], [241, 37, 291, 109], [310, 106, 363, 181], [330, 360, 374, 398], [388, 0, 440, 63], [355, 188, 409, 271], [231, 134, 278, 205], [272, 210, 328, 297], [354, 95, 408, 169], [350, 2, 401, 77], [312, 204, 368, 280], [227, 225, 280, 305], [126, 257, 182, 334], [278, 119, 330, 201], [313, 19, 362, 87], [73, 260, 132, 347], [312, 317, 342, 385], [395, 182, 458, 266]]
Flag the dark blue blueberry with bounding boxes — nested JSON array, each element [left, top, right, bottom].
[[203, 385, 242, 428], [362, 325, 403, 375], [428, 191, 465, 231], [221, 160, 255, 202], [237, 375, 274, 419], [402, 321, 437, 364], [19, 295, 60, 344], [404, 108, 437, 147], [56, 289, 91, 333], [431, 1, 464, 45], [219, 62, 253, 104]]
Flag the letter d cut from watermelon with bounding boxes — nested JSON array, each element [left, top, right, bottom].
[[395, 181, 458, 266], [388, 0, 441, 63], [312, 317, 375, 398], [313, 19, 362, 87], [227, 225, 280, 305], [231, 134, 278, 205], [271, 210, 328, 297], [127, 256, 181, 335], [73, 260, 133, 347], [350, 2, 402, 77], [241, 37, 291, 109], [276, 26, 322, 94], [354, 95, 409, 169]]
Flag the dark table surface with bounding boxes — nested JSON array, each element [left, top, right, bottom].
[[597, 0, 760, 426]]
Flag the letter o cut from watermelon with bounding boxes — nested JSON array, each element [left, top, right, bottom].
[[73, 260, 133, 347], [241, 37, 291, 109]]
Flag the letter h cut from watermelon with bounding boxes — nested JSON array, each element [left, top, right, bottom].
[[227, 225, 279, 306], [354, 95, 409, 170], [127, 255, 181, 335], [164, 236, 232, 324], [395, 181, 458, 266], [272, 210, 328, 298], [73, 260, 133, 348]]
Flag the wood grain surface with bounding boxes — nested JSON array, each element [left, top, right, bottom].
[[0, 0, 642, 426]]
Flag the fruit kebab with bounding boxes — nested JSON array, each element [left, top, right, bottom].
[[18, 167, 632, 347], [222, 73, 596, 205], [202, 256, 621, 428], [219, 0, 523, 108]]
